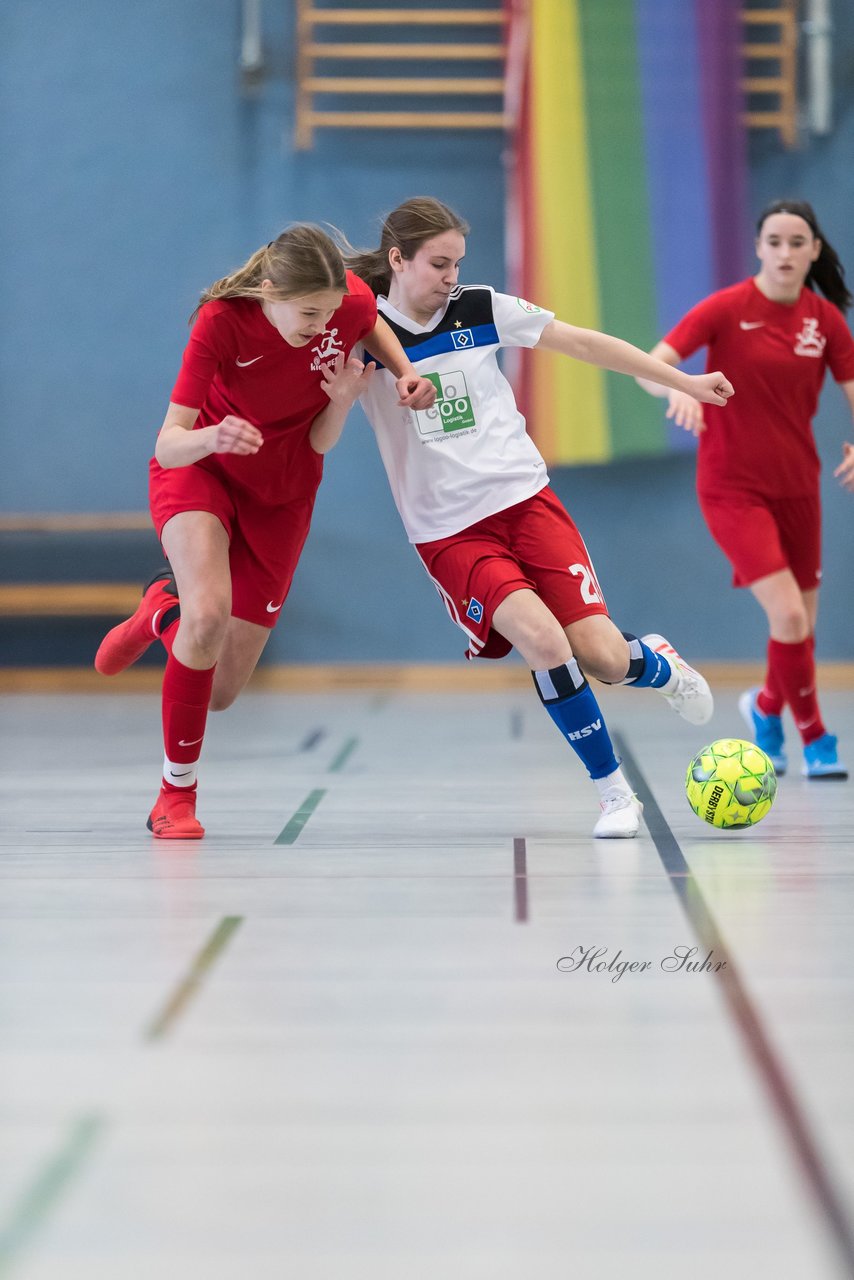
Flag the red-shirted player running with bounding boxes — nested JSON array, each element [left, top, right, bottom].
[[95, 224, 434, 838], [637, 199, 854, 779]]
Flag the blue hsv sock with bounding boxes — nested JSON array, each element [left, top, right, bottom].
[[619, 633, 672, 688], [532, 658, 619, 781]]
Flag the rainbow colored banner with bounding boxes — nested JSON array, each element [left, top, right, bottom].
[[506, 0, 747, 465]]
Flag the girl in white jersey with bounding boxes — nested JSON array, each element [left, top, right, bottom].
[[339, 197, 736, 839]]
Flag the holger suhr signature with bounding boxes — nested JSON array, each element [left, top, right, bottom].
[[557, 945, 727, 984]]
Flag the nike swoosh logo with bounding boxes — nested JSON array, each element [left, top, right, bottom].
[[739, 321, 765, 330], [236, 355, 264, 367], [266, 601, 284, 613], [170, 770, 192, 778], [178, 737, 204, 747]]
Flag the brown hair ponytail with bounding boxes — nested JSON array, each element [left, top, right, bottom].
[[347, 197, 469, 297]]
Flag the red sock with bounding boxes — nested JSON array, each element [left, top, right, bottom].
[[757, 638, 784, 717], [161, 655, 215, 792], [766, 637, 825, 745], [159, 615, 179, 657]]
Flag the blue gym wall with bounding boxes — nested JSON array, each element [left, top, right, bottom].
[[2, 1, 853, 662]]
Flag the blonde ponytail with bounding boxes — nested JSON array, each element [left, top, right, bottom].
[[191, 224, 349, 321]]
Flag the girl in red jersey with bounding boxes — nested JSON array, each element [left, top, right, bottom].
[[638, 200, 854, 779], [95, 224, 434, 838]]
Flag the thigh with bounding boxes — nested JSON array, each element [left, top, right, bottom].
[[748, 567, 810, 638], [229, 494, 318, 628], [211, 617, 272, 710], [415, 529, 535, 660], [564, 614, 629, 682], [511, 488, 610, 624], [803, 587, 819, 633], [160, 509, 232, 612], [491, 588, 572, 669], [699, 493, 787, 588], [770, 494, 822, 591]]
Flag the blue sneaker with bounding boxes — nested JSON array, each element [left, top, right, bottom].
[[738, 688, 787, 775], [802, 733, 848, 780]]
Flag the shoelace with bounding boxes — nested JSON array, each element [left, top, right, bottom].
[[600, 792, 634, 812]]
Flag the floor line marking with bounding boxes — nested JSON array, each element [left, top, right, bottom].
[[299, 728, 325, 752], [144, 916, 242, 1042], [0, 1114, 104, 1276], [328, 737, 358, 773], [513, 837, 529, 922], [275, 788, 327, 845], [614, 731, 854, 1276]]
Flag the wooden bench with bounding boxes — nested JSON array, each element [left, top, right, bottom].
[[0, 513, 153, 618]]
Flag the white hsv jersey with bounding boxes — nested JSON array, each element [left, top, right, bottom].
[[359, 287, 555, 543]]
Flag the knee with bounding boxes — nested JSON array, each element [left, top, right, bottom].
[[521, 617, 572, 670], [178, 599, 231, 656], [773, 605, 810, 643], [573, 631, 630, 683], [588, 647, 632, 684], [209, 686, 238, 712]]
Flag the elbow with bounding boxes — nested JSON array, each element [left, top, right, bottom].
[[154, 435, 179, 469], [308, 432, 333, 456]]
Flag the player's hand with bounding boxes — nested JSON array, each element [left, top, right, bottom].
[[666, 389, 706, 437], [319, 353, 376, 406], [687, 371, 734, 407], [207, 416, 264, 455], [834, 440, 854, 491], [395, 374, 436, 409]]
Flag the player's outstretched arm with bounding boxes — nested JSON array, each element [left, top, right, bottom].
[[634, 341, 706, 436], [536, 320, 733, 407], [362, 316, 436, 409], [310, 353, 376, 455]]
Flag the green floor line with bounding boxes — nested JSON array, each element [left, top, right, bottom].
[[144, 915, 243, 1042], [328, 736, 359, 773], [0, 1114, 104, 1276], [275, 788, 327, 845]]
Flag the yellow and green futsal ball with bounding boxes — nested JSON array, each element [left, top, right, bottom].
[[685, 738, 777, 829]]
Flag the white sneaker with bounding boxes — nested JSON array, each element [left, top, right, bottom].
[[641, 633, 713, 726], [593, 789, 643, 839]]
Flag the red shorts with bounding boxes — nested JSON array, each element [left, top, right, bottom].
[[149, 460, 319, 628], [699, 490, 821, 591], [415, 486, 609, 659]]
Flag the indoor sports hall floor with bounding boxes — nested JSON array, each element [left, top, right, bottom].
[[1, 673, 853, 1279]]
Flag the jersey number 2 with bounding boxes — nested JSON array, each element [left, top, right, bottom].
[[569, 562, 604, 605]]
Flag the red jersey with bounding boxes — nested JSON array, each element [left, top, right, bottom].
[[664, 278, 854, 498], [160, 271, 377, 505]]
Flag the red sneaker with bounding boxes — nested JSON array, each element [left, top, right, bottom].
[[147, 786, 205, 840], [95, 570, 179, 675]]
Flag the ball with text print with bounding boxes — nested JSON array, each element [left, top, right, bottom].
[[685, 738, 776, 829]]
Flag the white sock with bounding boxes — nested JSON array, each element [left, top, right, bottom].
[[163, 755, 199, 788], [594, 766, 632, 799]]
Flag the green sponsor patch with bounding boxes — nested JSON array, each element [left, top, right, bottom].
[[421, 370, 475, 433]]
